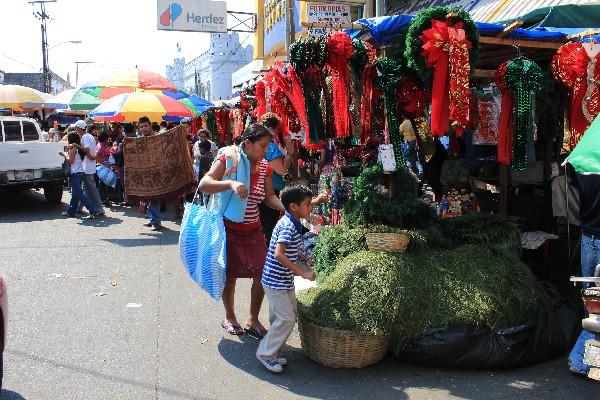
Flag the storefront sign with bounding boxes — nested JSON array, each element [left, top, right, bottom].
[[263, 0, 302, 56], [157, 0, 227, 33], [306, 2, 351, 36]]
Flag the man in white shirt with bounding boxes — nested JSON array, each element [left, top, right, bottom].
[[75, 120, 105, 216]]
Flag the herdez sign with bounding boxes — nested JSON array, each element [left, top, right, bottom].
[[157, 0, 227, 33]]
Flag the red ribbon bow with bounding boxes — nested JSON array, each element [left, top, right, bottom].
[[420, 19, 472, 136]]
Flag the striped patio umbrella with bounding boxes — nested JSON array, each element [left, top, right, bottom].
[[0, 85, 49, 111], [80, 67, 176, 91], [89, 92, 194, 122], [44, 89, 101, 111]]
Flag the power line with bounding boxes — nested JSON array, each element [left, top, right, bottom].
[[0, 53, 38, 71]]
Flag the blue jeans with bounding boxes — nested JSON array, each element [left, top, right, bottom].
[[581, 233, 600, 281], [402, 140, 423, 177], [68, 173, 99, 215], [148, 201, 161, 226], [567, 233, 600, 374]]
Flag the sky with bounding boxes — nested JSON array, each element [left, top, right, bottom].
[[0, 0, 254, 87]]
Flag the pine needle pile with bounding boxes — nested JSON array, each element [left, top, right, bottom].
[[298, 247, 548, 354]]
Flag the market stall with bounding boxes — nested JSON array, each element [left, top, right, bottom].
[[224, 5, 600, 370]]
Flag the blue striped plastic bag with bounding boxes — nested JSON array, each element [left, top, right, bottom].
[[179, 200, 227, 300], [96, 164, 117, 188]]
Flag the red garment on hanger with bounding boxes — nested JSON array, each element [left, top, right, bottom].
[[495, 60, 513, 165], [326, 32, 354, 138]]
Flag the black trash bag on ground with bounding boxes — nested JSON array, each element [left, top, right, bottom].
[[400, 283, 581, 369]]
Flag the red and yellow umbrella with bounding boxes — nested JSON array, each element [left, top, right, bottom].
[[80, 67, 176, 91], [89, 92, 193, 122]]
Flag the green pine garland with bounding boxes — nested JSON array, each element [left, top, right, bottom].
[[404, 6, 480, 87], [374, 57, 405, 167]]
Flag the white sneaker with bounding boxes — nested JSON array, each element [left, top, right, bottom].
[[257, 356, 283, 373], [274, 355, 287, 366]]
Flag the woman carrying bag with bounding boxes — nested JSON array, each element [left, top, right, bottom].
[[199, 124, 285, 338]]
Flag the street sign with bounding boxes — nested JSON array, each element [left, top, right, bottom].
[[306, 2, 351, 36], [157, 0, 227, 33]]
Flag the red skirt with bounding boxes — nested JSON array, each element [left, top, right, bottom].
[[224, 219, 267, 280]]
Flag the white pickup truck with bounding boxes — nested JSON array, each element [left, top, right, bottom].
[[0, 117, 68, 203]]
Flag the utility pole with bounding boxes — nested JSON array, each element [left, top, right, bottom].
[[284, 0, 295, 59], [30, 0, 56, 94]]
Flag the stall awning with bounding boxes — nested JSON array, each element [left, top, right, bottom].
[[352, 14, 595, 46], [500, 4, 600, 28], [387, 0, 599, 23]]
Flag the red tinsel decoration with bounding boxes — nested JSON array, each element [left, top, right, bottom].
[[326, 32, 354, 138], [552, 42, 600, 148], [420, 19, 472, 136], [254, 80, 267, 119]]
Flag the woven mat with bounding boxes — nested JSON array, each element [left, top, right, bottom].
[[123, 126, 195, 201]]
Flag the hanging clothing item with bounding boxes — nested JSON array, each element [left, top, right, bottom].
[[495, 61, 514, 165], [326, 32, 354, 138], [360, 42, 377, 144], [473, 85, 501, 145], [552, 42, 600, 149]]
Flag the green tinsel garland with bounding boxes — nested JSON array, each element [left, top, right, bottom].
[[504, 57, 543, 171], [374, 57, 405, 167], [290, 36, 328, 74], [404, 6, 480, 87]]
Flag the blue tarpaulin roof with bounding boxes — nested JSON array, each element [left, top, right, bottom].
[[351, 15, 599, 46]]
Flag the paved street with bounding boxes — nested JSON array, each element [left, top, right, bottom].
[[0, 189, 598, 400]]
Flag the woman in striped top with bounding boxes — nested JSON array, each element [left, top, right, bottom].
[[199, 125, 285, 338]]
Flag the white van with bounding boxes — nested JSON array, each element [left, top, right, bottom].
[[0, 117, 68, 203]]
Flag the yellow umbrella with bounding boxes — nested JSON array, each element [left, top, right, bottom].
[[0, 85, 50, 111]]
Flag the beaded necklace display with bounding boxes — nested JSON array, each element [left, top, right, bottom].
[[504, 57, 543, 171]]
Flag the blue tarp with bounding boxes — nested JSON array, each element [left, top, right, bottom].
[[351, 15, 599, 46]]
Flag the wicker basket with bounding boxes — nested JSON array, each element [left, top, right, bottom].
[[298, 318, 390, 368], [365, 232, 410, 253]]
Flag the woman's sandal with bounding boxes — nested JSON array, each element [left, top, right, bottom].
[[244, 326, 268, 340], [221, 322, 244, 336]]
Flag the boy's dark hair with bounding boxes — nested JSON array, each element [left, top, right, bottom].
[[199, 140, 212, 152], [260, 112, 281, 130], [280, 185, 313, 210], [241, 124, 271, 143], [160, 121, 168, 128], [138, 116, 151, 125], [152, 122, 160, 131]]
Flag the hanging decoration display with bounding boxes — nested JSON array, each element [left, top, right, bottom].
[[495, 60, 513, 165], [326, 32, 355, 139], [374, 57, 405, 167], [405, 7, 479, 136], [290, 36, 328, 148], [360, 42, 378, 144], [504, 57, 543, 171], [552, 41, 600, 149], [350, 39, 368, 141]]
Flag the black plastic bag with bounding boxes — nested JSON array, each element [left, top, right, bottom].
[[400, 284, 581, 369]]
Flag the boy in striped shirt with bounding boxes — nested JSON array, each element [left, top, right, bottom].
[[257, 186, 317, 373]]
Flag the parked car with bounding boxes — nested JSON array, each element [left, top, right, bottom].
[[0, 275, 7, 389], [0, 116, 68, 203]]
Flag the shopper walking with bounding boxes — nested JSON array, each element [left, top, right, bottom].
[[199, 124, 285, 338], [137, 117, 162, 231], [75, 120, 105, 216], [60, 132, 101, 218]]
